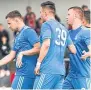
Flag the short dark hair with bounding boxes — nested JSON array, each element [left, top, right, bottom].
[[6, 10, 23, 19], [41, 1, 56, 14], [55, 14, 61, 22], [0, 23, 3, 26], [68, 6, 84, 20], [26, 6, 31, 10], [82, 5, 88, 10], [27, 12, 36, 18]]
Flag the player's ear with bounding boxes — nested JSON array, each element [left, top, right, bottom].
[[74, 14, 77, 19], [74, 13, 79, 19], [14, 18, 19, 23], [45, 11, 47, 17]]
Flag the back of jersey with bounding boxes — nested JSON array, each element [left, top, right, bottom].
[[40, 19, 72, 75]]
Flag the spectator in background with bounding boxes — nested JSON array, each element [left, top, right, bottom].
[[82, 5, 90, 11], [81, 5, 91, 28], [0, 24, 10, 77], [82, 11, 91, 28], [24, 6, 32, 25], [0, 36, 10, 77], [27, 12, 36, 29], [36, 18, 44, 36], [0, 24, 9, 48]]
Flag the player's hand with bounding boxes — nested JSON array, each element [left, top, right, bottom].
[[81, 51, 88, 60], [34, 62, 41, 75], [16, 52, 23, 68], [35, 66, 40, 75]]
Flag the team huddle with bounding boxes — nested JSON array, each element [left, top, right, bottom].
[[0, 1, 91, 89]]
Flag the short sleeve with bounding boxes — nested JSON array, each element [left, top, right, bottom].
[[24, 29, 39, 46], [12, 39, 18, 52], [67, 34, 73, 46], [82, 30, 91, 46], [41, 23, 51, 41]]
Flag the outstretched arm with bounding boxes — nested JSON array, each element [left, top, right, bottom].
[[0, 50, 16, 66]]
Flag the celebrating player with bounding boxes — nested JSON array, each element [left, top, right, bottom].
[[33, 1, 76, 89], [0, 10, 40, 89], [62, 6, 91, 89]]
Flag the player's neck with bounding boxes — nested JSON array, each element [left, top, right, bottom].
[[46, 16, 55, 21], [18, 22, 25, 32], [72, 20, 82, 30]]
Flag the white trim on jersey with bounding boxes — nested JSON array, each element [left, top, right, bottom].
[[17, 76, 24, 89], [36, 73, 46, 89]]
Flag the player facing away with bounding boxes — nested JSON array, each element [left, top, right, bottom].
[[33, 1, 76, 89], [62, 7, 91, 89], [0, 10, 40, 89]]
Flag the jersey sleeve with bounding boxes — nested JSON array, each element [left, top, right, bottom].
[[41, 23, 51, 41], [24, 29, 39, 46], [66, 32, 73, 46], [82, 30, 91, 46], [12, 39, 18, 52]]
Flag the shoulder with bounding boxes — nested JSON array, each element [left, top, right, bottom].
[[41, 22, 51, 32], [81, 26, 90, 35], [21, 26, 37, 38], [42, 20, 55, 27], [80, 26, 90, 39], [23, 26, 36, 33], [42, 21, 50, 27]]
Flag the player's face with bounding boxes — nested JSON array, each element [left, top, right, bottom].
[[40, 7, 47, 21], [66, 9, 75, 25], [7, 18, 18, 31]]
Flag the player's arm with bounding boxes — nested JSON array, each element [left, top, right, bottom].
[[67, 34, 76, 54], [19, 42, 40, 56], [35, 39, 50, 75], [38, 39, 50, 63], [81, 45, 91, 59], [68, 44, 76, 54], [0, 50, 16, 66], [35, 23, 51, 75], [37, 23, 51, 63]]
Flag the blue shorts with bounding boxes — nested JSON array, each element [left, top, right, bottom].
[[33, 73, 64, 89], [62, 75, 91, 89], [11, 76, 35, 89]]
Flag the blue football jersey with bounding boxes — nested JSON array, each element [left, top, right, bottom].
[[40, 19, 73, 75], [13, 26, 39, 78], [68, 26, 91, 78]]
